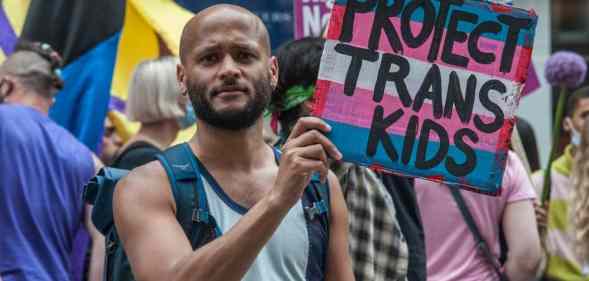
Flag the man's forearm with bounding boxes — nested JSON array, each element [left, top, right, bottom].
[[171, 195, 291, 281], [85, 204, 105, 281], [88, 237, 105, 281]]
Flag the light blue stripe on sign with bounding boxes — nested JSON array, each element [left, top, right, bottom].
[[326, 119, 505, 194]]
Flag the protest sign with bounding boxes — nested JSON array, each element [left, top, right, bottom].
[[294, 0, 333, 38], [313, 0, 538, 194]]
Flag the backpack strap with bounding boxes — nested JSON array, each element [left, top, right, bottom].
[[448, 185, 510, 281], [84, 167, 130, 235], [272, 147, 330, 230], [156, 143, 217, 249], [305, 174, 331, 233]]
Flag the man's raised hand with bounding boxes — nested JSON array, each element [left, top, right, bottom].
[[271, 117, 342, 207]]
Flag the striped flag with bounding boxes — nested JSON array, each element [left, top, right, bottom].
[[18, 0, 125, 152], [0, 0, 29, 60]]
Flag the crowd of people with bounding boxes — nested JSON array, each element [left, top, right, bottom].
[[1, 3, 589, 281]]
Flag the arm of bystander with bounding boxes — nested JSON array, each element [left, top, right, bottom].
[[325, 172, 355, 281], [87, 153, 105, 281]]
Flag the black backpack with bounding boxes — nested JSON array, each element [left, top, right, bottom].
[[84, 143, 331, 281]]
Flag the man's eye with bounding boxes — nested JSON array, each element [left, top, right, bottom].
[[237, 52, 254, 62], [201, 54, 219, 64]]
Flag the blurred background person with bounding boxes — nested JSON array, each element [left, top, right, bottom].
[[0, 41, 103, 281], [415, 150, 542, 281], [532, 87, 589, 281], [571, 115, 589, 277], [111, 56, 195, 170], [99, 110, 124, 166], [515, 117, 541, 173], [270, 37, 429, 281]]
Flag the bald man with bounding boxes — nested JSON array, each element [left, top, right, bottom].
[[114, 5, 355, 281]]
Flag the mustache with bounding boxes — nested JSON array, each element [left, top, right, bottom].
[[210, 83, 249, 97]]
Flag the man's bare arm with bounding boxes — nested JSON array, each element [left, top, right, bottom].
[[115, 163, 296, 281], [503, 200, 543, 281], [325, 172, 355, 281], [114, 117, 342, 281], [85, 204, 105, 281], [86, 153, 105, 281]]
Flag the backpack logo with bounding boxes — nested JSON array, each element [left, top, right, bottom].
[[172, 163, 190, 171]]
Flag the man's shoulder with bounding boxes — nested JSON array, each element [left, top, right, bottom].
[[115, 161, 173, 207], [0, 104, 31, 115], [0, 105, 36, 135], [119, 160, 169, 186], [46, 122, 94, 168]]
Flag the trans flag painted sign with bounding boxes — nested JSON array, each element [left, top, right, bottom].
[[313, 0, 538, 194]]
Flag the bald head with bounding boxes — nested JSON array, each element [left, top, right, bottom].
[[0, 51, 52, 77], [0, 50, 59, 98], [179, 4, 271, 64]]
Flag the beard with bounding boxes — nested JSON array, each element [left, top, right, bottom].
[[187, 75, 272, 131]]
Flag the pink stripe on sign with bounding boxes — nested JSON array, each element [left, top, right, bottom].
[[330, 5, 527, 82], [319, 81, 503, 152]]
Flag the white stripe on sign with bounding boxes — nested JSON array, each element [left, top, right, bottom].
[[318, 39, 522, 119]]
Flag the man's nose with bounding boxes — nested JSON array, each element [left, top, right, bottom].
[[218, 55, 240, 80]]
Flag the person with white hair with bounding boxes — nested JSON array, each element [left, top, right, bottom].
[[111, 56, 196, 170]]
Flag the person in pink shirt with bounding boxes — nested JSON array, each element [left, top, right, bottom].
[[415, 151, 542, 281]]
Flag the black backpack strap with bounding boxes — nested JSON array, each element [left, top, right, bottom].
[[448, 185, 509, 281], [156, 143, 216, 249]]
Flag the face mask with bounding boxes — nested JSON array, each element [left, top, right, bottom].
[[571, 127, 582, 146], [178, 103, 197, 129]]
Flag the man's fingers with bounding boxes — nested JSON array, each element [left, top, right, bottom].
[[534, 205, 548, 227], [283, 147, 329, 184], [295, 158, 329, 184], [534, 205, 548, 216], [297, 144, 328, 166], [284, 129, 342, 160], [287, 117, 332, 141]]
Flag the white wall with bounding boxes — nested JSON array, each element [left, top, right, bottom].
[[514, 0, 552, 168]]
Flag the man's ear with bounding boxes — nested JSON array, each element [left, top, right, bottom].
[[564, 116, 573, 133], [269, 56, 279, 90], [177, 63, 188, 95], [0, 77, 14, 99]]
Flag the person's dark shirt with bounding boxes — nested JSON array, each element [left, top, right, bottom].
[[515, 117, 540, 172], [111, 141, 161, 170], [378, 173, 427, 281]]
